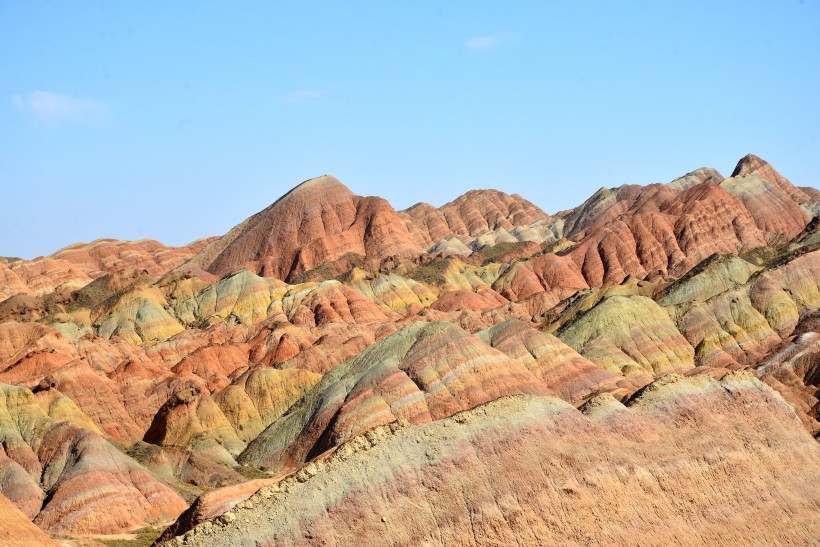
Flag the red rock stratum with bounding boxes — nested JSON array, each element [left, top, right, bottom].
[[0, 154, 818, 543]]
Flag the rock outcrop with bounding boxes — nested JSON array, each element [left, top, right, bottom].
[[477, 319, 630, 403], [162, 374, 820, 546], [238, 321, 551, 472], [51, 237, 214, 278], [720, 154, 812, 239], [0, 383, 187, 535], [0, 155, 818, 543], [556, 294, 695, 375], [184, 176, 422, 281], [0, 238, 213, 301], [401, 189, 551, 250], [0, 492, 58, 546]]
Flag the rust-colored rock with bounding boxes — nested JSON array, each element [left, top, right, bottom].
[[0, 492, 59, 546], [184, 176, 422, 281], [51, 237, 215, 278], [401, 189, 549, 247], [721, 154, 811, 239], [1, 155, 818, 543], [0, 382, 187, 535], [477, 319, 630, 403]]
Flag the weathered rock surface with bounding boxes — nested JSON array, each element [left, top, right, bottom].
[[6, 257, 93, 297], [1, 155, 818, 543], [0, 262, 32, 301], [0, 492, 58, 546], [666, 166, 725, 191], [238, 321, 551, 472], [429, 288, 508, 312], [666, 248, 820, 368], [720, 154, 811, 239], [143, 366, 321, 462], [756, 330, 820, 436], [159, 475, 283, 540], [477, 319, 630, 403], [184, 176, 422, 281], [401, 189, 550, 249], [343, 269, 437, 313], [557, 294, 695, 375], [163, 374, 820, 546], [0, 238, 214, 302], [0, 383, 187, 535], [50, 237, 214, 278]]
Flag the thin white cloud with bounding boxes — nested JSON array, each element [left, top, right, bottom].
[[465, 31, 513, 50], [280, 89, 329, 105], [12, 90, 108, 124]]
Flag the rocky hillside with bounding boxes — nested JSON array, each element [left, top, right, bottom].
[[0, 154, 818, 543], [160, 375, 820, 546]]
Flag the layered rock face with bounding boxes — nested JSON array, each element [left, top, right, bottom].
[[185, 176, 422, 281], [0, 262, 36, 300], [238, 321, 552, 472], [567, 183, 767, 283], [49, 237, 215, 278], [161, 375, 820, 546], [0, 383, 187, 535], [0, 154, 818, 543], [0, 238, 213, 300], [756, 330, 820, 436], [401, 189, 551, 250], [556, 294, 695, 375], [0, 492, 58, 547], [476, 319, 628, 403]]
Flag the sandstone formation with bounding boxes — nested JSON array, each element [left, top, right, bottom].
[[238, 321, 551, 472], [184, 176, 422, 281], [0, 238, 213, 301], [50, 237, 215, 278], [0, 382, 187, 535], [756, 330, 820, 436], [0, 154, 817, 543], [161, 374, 820, 546], [0, 492, 58, 547], [556, 294, 695, 375], [143, 366, 321, 463], [400, 189, 552, 252], [723, 153, 815, 238], [0, 262, 33, 301], [477, 319, 630, 403], [5, 257, 92, 297]]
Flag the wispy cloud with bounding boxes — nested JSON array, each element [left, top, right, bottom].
[[12, 90, 108, 124], [280, 88, 331, 105], [465, 31, 513, 51]]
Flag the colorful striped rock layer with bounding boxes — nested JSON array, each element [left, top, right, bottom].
[[0, 154, 818, 543]]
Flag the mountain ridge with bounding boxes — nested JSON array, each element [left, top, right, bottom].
[[0, 154, 818, 543]]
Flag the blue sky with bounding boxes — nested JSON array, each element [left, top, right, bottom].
[[1, 1, 818, 258]]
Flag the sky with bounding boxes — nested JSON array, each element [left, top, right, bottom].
[[1, 1, 819, 259]]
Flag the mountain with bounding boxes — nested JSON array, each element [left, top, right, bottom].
[[183, 175, 421, 282], [721, 153, 815, 239], [0, 238, 213, 301], [159, 375, 820, 546], [0, 154, 818, 543], [400, 189, 552, 251]]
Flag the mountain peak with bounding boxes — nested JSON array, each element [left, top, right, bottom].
[[183, 175, 420, 280], [731, 154, 771, 178], [288, 174, 351, 196], [722, 154, 813, 237], [272, 175, 354, 208]]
